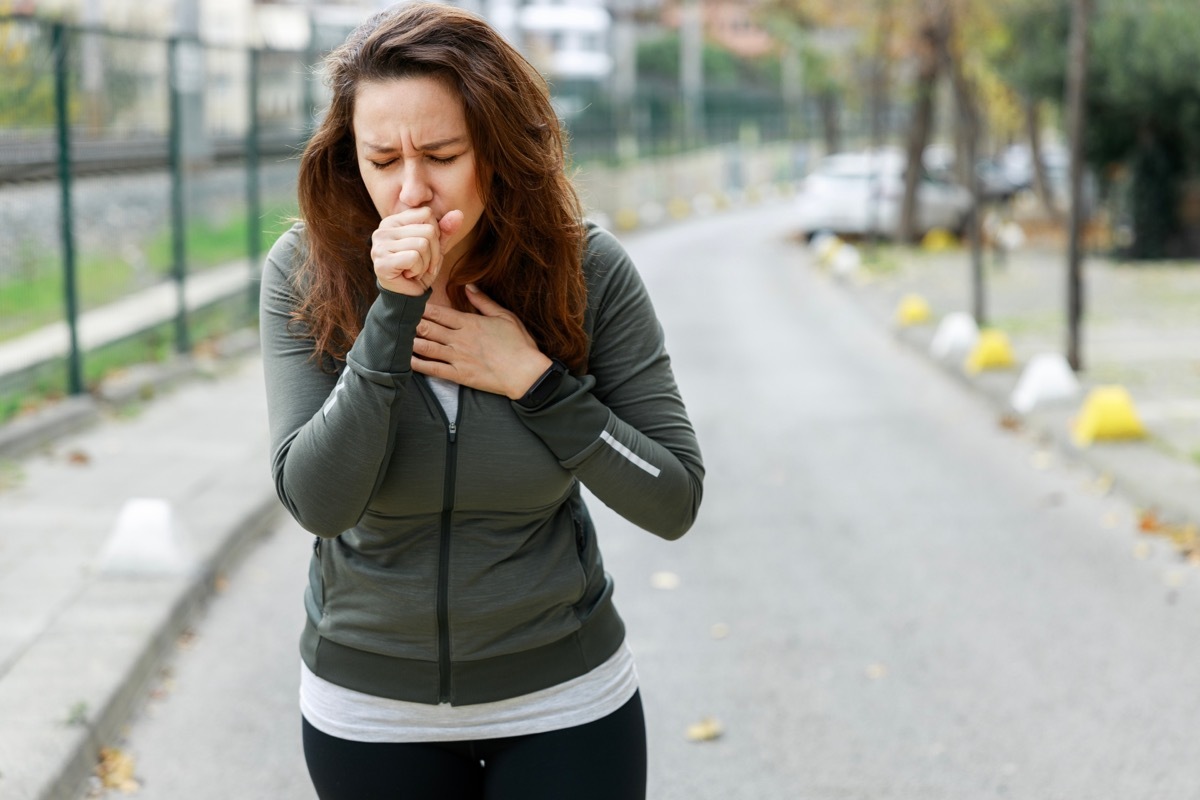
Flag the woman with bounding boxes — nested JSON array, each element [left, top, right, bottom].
[[259, 4, 704, 798]]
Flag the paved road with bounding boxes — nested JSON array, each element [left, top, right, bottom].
[[95, 202, 1200, 799]]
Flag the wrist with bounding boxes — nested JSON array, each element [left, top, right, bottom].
[[514, 357, 568, 408]]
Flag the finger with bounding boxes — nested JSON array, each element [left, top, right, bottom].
[[415, 317, 453, 344], [383, 206, 438, 228], [412, 336, 456, 363], [374, 235, 433, 260], [373, 250, 424, 278], [464, 283, 508, 317], [439, 209, 465, 245], [411, 354, 458, 381], [421, 302, 464, 330]]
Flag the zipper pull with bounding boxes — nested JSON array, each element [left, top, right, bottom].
[[448, 422, 457, 443]]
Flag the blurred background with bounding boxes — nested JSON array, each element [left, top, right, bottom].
[[7, 0, 1197, 410]]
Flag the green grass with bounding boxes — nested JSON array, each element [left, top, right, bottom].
[[861, 244, 903, 275], [0, 201, 295, 344], [0, 294, 256, 426], [146, 203, 296, 270]]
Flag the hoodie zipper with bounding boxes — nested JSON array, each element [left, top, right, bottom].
[[434, 389, 461, 704]]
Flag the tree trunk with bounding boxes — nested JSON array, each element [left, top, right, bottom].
[[899, 0, 948, 243], [1065, 0, 1092, 371], [819, 89, 841, 155], [867, 0, 893, 244], [944, 11, 985, 325], [1024, 96, 1060, 220]]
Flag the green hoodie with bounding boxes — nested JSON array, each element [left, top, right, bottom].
[[260, 222, 704, 706]]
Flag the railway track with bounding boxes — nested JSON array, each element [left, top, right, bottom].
[[0, 129, 308, 183]]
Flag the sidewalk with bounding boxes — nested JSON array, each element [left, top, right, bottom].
[[0, 349, 279, 800], [827, 239, 1200, 528]]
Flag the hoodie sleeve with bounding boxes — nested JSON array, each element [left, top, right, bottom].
[[259, 224, 429, 537], [513, 226, 704, 540]]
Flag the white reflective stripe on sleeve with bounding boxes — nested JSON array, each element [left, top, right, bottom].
[[322, 374, 347, 419], [599, 430, 661, 477]]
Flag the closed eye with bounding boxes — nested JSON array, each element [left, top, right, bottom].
[[428, 154, 459, 165], [368, 158, 397, 170]]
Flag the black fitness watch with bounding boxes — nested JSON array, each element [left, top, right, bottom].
[[516, 359, 568, 409]]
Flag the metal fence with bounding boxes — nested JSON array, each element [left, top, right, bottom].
[[0, 14, 807, 416], [0, 15, 311, 413]]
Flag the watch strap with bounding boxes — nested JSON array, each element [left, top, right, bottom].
[[516, 359, 568, 409]]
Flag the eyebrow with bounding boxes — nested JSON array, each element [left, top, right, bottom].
[[362, 137, 466, 154]]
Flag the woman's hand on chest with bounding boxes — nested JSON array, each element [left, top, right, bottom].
[[412, 283, 552, 400]]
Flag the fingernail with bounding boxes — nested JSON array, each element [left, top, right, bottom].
[[466, 283, 478, 293]]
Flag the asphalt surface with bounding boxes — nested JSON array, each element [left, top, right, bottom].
[[5, 199, 1200, 799]]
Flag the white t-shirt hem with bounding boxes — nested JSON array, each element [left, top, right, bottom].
[[300, 642, 639, 743]]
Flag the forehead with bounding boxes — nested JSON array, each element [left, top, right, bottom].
[[352, 75, 468, 143]]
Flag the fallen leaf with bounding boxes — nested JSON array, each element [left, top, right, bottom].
[[999, 414, 1022, 432], [685, 716, 723, 742], [1030, 451, 1054, 471], [1165, 571, 1187, 589], [1094, 473, 1115, 496], [865, 663, 888, 680], [213, 575, 230, 593], [1136, 513, 1200, 557], [1101, 511, 1121, 529], [66, 450, 91, 466], [96, 747, 139, 793], [650, 571, 681, 590], [709, 623, 730, 640], [1133, 542, 1152, 560], [1139, 510, 1165, 534]]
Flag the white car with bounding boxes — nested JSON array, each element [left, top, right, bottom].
[[795, 149, 972, 240]]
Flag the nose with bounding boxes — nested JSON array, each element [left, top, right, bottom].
[[396, 161, 433, 210]]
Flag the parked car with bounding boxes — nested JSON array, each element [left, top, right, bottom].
[[795, 148, 972, 240]]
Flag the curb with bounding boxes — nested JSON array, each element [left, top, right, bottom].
[[592, 181, 798, 236], [24, 491, 282, 800], [882, 304, 1200, 526], [0, 326, 282, 800], [0, 328, 261, 463]]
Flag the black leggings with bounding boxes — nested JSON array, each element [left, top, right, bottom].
[[302, 691, 647, 800]]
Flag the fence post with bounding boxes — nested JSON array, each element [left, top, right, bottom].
[[167, 35, 190, 354], [246, 47, 262, 315], [52, 22, 84, 395]]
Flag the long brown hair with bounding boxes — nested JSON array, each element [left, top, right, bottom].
[[295, 3, 588, 372]]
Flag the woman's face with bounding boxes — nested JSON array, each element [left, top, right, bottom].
[[353, 75, 485, 263]]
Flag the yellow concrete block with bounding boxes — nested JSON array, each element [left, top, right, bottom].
[[964, 329, 1016, 373], [895, 293, 932, 326], [667, 197, 691, 219], [615, 208, 640, 231], [921, 228, 958, 252], [1072, 386, 1147, 447]]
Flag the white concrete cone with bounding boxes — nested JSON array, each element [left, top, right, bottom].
[[930, 312, 980, 363], [637, 201, 665, 226], [96, 497, 195, 577], [809, 231, 840, 261], [831, 243, 862, 277], [1011, 353, 1081, 414]]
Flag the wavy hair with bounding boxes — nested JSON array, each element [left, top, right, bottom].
[[294, 3, 588, 372]]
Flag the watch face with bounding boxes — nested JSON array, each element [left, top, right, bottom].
[[520, 360, 567, 408]]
